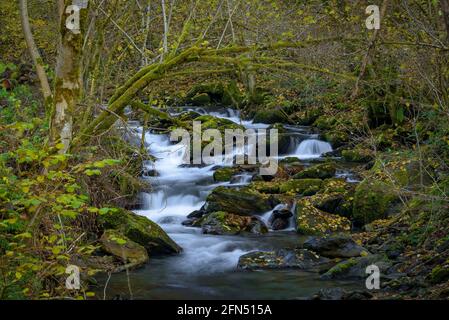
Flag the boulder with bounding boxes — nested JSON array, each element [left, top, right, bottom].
[[295, 198, 351, 236], [293, 163, 336, 180], [195, 211, 268, 235], [250, 181, 281, 194], [279, 179, 322, 195], [353, 179, 397, 225], [237, 249, 329, 270], [185, 83, 224, 104], [205, 186, 275, 215], [100, 230, 149, 268], [269, 209, 293, 231], [97, 209, 182, 255], [190, 93, 211, 106], [213, 167, 235, 182], [321, 254, 392, 280], [311, 288, 373, 300], [253, 109, 289, 124], [303, 235, 369, 258]]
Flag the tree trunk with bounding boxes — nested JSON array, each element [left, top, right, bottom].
[[161, 0, 169, 61], [351, 0, 389, 99], [50, 0, 89, 153], [441, 0, 449, 42], [19, 0, 52, 103]]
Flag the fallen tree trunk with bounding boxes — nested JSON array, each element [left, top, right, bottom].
[[70, 37, 364, 150]]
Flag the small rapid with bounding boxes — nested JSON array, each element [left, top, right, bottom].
[[98, 107, 361, 299]]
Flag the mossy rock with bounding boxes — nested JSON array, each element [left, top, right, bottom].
[[342, 149, 374, 163], [186, 83, 224, 103], [321, 254, 392, 280], [97, 209, 182, 255], [280, 157, 301, 164], [293, 163, 336, 180], [190, 93, 211, 106], [430, 265, 449, 284], [205, 186, 274, 215], [195, 211, 268, 235], [279, 179, 322, 195], [253, 109, 288, 124], [352, 179, 397, 225], [100, 230, 149, 267], [213, 167, 235, 182], [295, 198, 351, 236], [178, 110, 202, 121], [250, 181, 281, 194], [312, 179, 356, 218], [194, 115, 244, 132], [237, 249, 328, 270]]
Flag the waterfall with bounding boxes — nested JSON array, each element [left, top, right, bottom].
[[294, 139, 332, 159]]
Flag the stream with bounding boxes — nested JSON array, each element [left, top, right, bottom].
[[96, 107, 362, 300]]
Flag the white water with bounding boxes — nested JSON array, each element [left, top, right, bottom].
[[293, 139, 333, 159], [131, 109, 333, 274]]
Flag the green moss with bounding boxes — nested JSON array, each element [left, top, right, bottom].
[[325, 258, 358, 277], [295, 198, 351, 235], [250, 181, 281, 194], [190, 93, 211, 106], [293, 163, 336, 180], [213, 167, 235, 182], [342, 149, 373, 163], [253, 109, 288, 124], [205, 186, 273, 215], [98, 209, 182, 254], [430, 265, 449, 284], [194, 115, 244, 131], [279, 179, 322, 195], [352, 179, 397, 225]]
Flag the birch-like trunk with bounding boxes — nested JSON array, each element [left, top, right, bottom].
[[19, 0, 52, 103], [51, 0, 89, 153]]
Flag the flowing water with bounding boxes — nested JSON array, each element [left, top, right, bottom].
[[96, 107, 361, 300]]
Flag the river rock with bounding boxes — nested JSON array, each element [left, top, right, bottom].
[[279, 179, 322, 195], [320, 254, 392, 280], [205, 186, 275, 215], [190, 93, 211, 106], [303, 235, 369, 258], [353, 179, 398, 225], [253, 108, 289, 124], [271, 218, 290, 231], [237, 249, 329, 270], [293, 163, 336, 180], [310, 288, 373, 300], [269, 209, 293, 231], [295, 198, 351, 236], [213, 167, 236, 182], [98, 208, 182, 255], [195, 211, 268, 235], [100, 230, 149, 268]]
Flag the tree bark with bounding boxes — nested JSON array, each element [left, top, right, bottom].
[[441, 0, 449, 42], [351, 0, 389, 99], [19, 0, 52, 103], [50, 0, 89, 153]]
